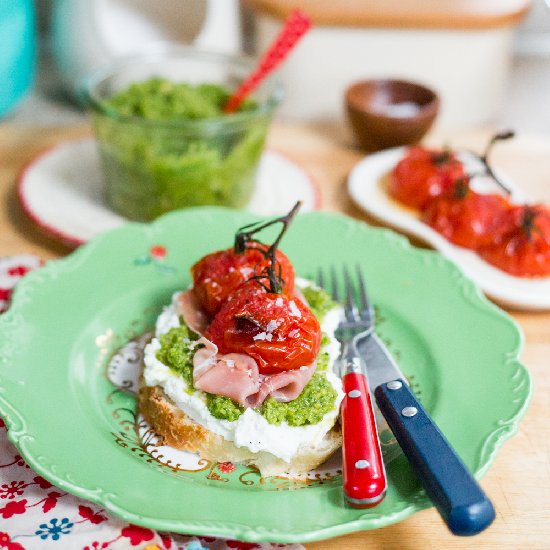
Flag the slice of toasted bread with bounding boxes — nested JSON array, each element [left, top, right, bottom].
[[138, 384, 342, 478]]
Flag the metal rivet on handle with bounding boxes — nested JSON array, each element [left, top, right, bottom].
[[355, 460, 370, 469], [348, 389, 361, 398], [402, 406, 418, 417], [387, 380, 402, 391]]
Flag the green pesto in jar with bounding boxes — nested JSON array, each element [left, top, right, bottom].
[[103, 79, 257, 120], [156, 324, 200, 391], [94, 78, 269, 221]]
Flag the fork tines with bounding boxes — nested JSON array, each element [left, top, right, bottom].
[[317, 265, 374, 324]]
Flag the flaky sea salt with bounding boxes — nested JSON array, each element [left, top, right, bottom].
[[288, 300, 302, 318]]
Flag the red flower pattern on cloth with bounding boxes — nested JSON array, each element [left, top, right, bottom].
[[32, 476, 52, 490], [226, 541, 262, 549], [121, 525, 156, 545], [0, 500, 27, 519], [0, 255, 43, 313], [0, 531, 25, 550], [0, 482, 26, 499], [79, 505, 108, 525], [160, 534, 173, 548], [6, 266, 32, 277], [0, 256, 305, 550], [41, 491, 63, 513]]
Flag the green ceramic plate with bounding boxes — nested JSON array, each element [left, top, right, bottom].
[[0, 208, 531, 543]]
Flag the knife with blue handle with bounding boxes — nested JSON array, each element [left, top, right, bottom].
[[360, 334, 496, 536]]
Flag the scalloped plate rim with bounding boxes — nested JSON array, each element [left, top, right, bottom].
[[0, 207, 531, 543]]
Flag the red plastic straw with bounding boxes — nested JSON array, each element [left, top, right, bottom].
[[224, 10, 311, 113]]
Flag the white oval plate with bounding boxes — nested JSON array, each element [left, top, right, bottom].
[[18, 138, 321, 247], [347, 147, 550, 311]]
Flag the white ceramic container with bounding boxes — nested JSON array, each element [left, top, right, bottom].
[[52, 0, 241, 95], [252, 7, 528, 129]]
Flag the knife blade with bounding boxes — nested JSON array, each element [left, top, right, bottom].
[[357, 335, 405, 465], [359, 333, 496, 536]]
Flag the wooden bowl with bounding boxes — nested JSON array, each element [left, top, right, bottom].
[[345, 79, 439, 152]]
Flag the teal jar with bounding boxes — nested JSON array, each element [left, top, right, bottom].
[[0, 0, 36, 118]]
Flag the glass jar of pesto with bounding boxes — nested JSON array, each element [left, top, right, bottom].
[[81, 46, 283, 221]]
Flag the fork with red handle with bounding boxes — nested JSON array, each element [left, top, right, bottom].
[[319, 265, 496, 535], [319, 266, 386, 508]]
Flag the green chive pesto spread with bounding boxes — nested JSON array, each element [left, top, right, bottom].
[[259, 373, 338, 426], [156, 325, 200, 390], [315, 333, 331, 372], [301, 286, 337, 323], [93, 78, 270, 221], [156, 285, 340, 426], [205, 393, 245, 422], [204, 330, 336, 424]]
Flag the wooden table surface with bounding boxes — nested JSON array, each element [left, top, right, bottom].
[[1, 122, 549, 549]]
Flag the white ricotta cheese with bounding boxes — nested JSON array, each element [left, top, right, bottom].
[[143, 288, 344, 463]]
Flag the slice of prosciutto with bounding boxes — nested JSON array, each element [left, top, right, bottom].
[[197, 353, 260, 407], [177, 290, 210, 335], [192, 337, 315, 409], [246, 364, 315, 409]]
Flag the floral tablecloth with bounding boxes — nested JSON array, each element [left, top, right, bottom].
[[0, 255, 304, 550]]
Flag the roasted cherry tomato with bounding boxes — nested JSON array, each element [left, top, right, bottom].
[[205, 282, 321, 374], [388, 147, 466, 210], [422, 180, 511, 249], [479, 204, 550, 277], [191, 244, 295, 316]]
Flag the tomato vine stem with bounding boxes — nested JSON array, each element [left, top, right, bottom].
[[234, 201, 302, 293], [478, 130, 515, 195]]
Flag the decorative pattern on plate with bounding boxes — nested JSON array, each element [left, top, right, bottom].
[[133, 245, 178, 274], [0, 208, 531, 543], [0, 418, 302, 549], [106, 334, 341, 487]]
